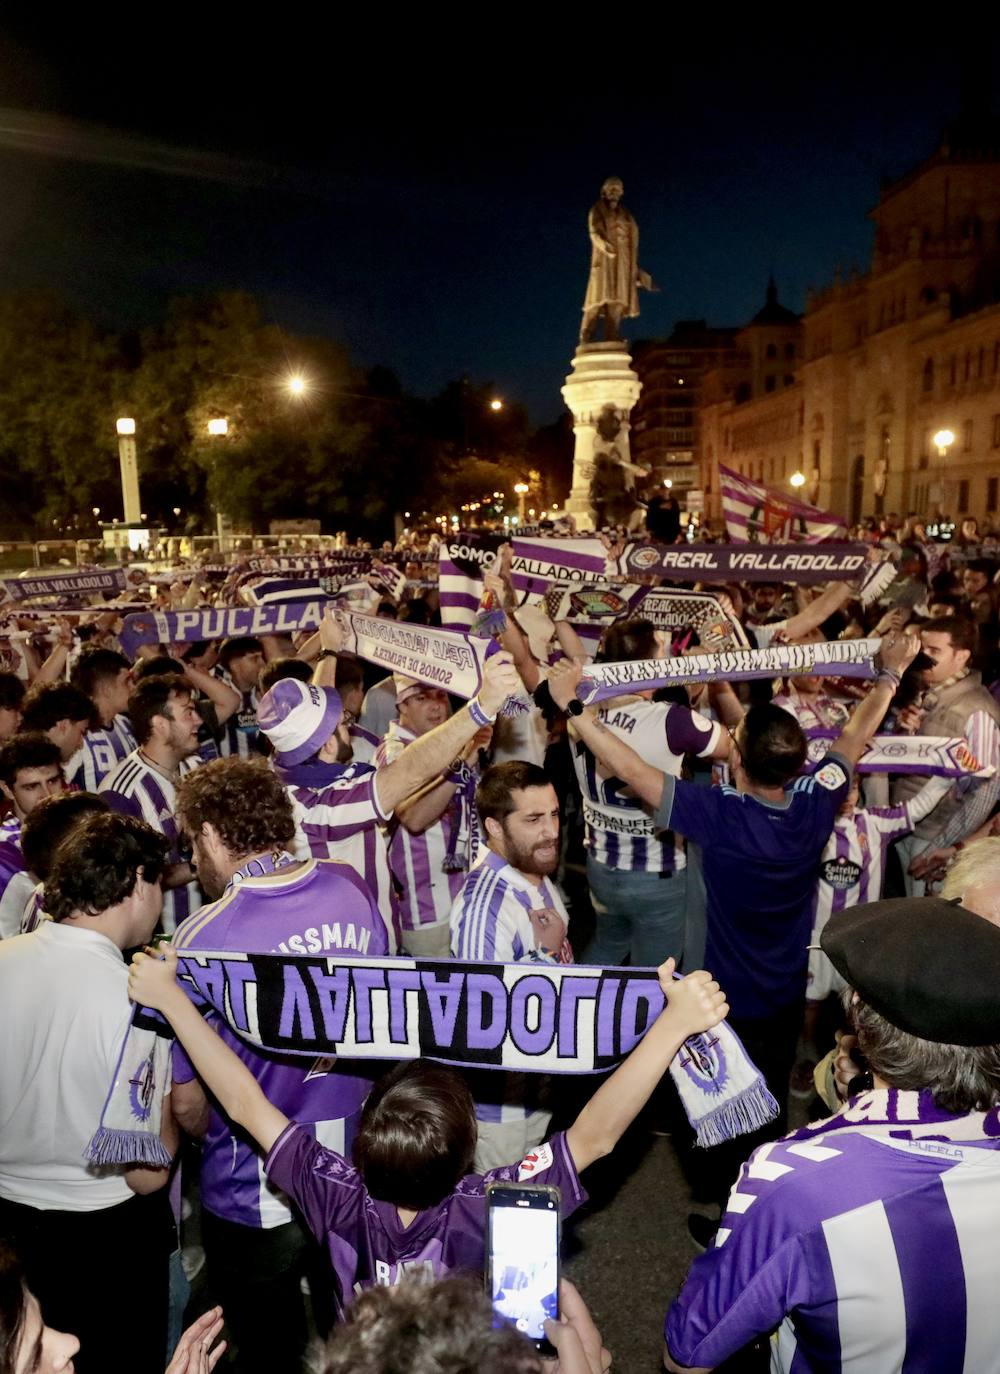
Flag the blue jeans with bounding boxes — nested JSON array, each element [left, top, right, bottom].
[[584, 855, 687, 967]]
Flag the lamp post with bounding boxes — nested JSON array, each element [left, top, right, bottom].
[[115, 418, 141, 524], [932, 429, 955, 516], [207, 418, 230, 544], [514, 481, 529, 524]]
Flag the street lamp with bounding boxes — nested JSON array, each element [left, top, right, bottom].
[[287, 375, 307, 397], [206, 417, 231, 542], [790, 471, 806, 488], [933, 428, 955, 458], [489, 398, 503, 412], [514, 481, 530, 524], [207, 417, 229, 436], [115, 417, 141, 524]]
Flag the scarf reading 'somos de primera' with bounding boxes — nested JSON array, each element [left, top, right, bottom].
[[88, 955, 777, 1167]]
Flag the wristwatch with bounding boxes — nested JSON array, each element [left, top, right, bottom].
[[316, 648, 337, 661], [565, 698, 584, 717]]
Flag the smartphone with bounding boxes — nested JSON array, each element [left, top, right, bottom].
[[486, 1182, 560, 1357]]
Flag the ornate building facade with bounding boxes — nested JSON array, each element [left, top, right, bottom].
[[699, 117, 1000, 526]]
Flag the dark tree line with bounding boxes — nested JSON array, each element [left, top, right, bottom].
[[0, 291, 572, 540]]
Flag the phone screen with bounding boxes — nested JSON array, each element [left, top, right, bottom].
[[487, 1185, 560, 1353]]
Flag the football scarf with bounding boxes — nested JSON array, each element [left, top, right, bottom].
[[576, 638, 881, 705], [89, 956, 777, 1166], [804, 730, 994, 778]]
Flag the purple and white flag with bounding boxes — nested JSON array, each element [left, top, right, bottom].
[[91, 953, 775, 1165], [438, 532, 507, 628], [576, 638, 881, 705], [620, 540, 870, 582], [720, 464, 847, 543], [543, 583, 748, 655], [804, 730, 994, 777], [119, 600, 326, 657]]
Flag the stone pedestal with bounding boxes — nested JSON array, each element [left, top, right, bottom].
[[562, 342, 643, 531]]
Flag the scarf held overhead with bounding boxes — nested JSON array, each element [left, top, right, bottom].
[[89, 954, 776, 1166], [619, 541, 871, 583], [119, 600, 327, 657], [336, 609, 492, 698], [576, 638, 882, 704]]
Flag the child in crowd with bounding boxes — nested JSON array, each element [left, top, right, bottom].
[[129, 948, 726, 1309]]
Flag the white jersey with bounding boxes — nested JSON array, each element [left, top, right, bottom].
[[98, 751, 202, 934], [375, 722, 467, 931], [571, 697, 719, 874], [67, 714, 136, 793]]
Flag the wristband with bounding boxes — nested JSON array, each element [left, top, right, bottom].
[[876, 668, 901, 691], [468, 696, 496, 727], [316, 648, 338, 661]]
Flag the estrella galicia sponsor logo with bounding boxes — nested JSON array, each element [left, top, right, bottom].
[[820, 858, 862, 890]]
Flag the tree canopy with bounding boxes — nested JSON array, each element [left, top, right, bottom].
[[0, 290, 572, 540]]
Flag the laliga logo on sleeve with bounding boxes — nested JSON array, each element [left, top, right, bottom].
[[815, 763, 846, 791], [516, 1143, 553, 1180]]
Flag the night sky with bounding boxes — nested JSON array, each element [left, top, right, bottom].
[[0, 26, 994, 420]]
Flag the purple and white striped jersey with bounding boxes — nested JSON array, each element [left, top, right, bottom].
[[274, 757, 397, 947], [66, 714, 137, 793], [212, 668, 261, 759], [375, 723, 467, 932], [19, 882, 45, 934], [571, 698, 719, 874], [805, 778, 950, 1001], [665, 1125, 1000, 1372], [0, 815, 20, 848], [450, 849, 570, 1126], [173, 857, 390, 1230], [98, 750, 202, 934], [0, 829, 27, 941]]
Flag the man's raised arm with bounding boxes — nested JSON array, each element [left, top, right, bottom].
[[547, 659, 666, 809], [831, 631, 920, 768]]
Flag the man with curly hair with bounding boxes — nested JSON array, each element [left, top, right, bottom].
[[169, 756, 392, 1374]]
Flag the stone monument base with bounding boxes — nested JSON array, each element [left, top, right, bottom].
[[562, 342, 643, 531]]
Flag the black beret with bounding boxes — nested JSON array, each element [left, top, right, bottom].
[[821, 897, 1000, 1046]]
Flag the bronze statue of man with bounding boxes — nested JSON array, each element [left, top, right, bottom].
[[580, 177, 655, 343]]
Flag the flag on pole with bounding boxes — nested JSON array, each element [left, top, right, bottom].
[[720, 464, 847, 543]]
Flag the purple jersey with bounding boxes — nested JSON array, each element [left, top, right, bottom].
[[172, 858, 392, 1229], [265, 1124, 585, 1315], [276, 757, 397, 945], [98, 751, 202, 935], [572, 698, 719, 875], [67, 714, 136, 792], [666, 1129, 1000, 1372], [654, 752, 851, 1018], [0, 837, 25, 940]]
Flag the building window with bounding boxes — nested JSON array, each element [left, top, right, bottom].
[[964, 351, 972, 381], [979, 347, 985, 378], [922, 358, 934, 392], [783, 374, 795, 387], [784, 342, 796, 359], [963, 419, 974, 452], [958, 479, 970, 513], [813, 439, 821, 467], [765, 375, 776, 393], [989, 477, 999, 513], [993, 415, 1000, 449], [765, 344, 777, 360], [950, 356, 957, 385]]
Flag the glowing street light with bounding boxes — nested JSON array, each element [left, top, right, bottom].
[[933, 428, 956, 457], [663, 479, 673, 489], [287, 374, 307, 397], [116, 417, 135, 436], [790, 471, 807, 488], [207, 417, 229, 436], [514, 481, 530, 523], [489, 398, 503, 412]]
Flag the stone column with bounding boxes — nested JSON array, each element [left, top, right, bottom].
[[562, 342, 643, 530]]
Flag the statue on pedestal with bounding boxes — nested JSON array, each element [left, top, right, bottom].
[[579, 177, 656, 343]]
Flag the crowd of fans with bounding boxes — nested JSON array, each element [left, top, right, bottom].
[[1, 513, 1000, 1374]]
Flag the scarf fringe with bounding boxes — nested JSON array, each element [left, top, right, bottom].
[[87, 1126, 173, 1169], [693, 1078, 780, 1149]]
